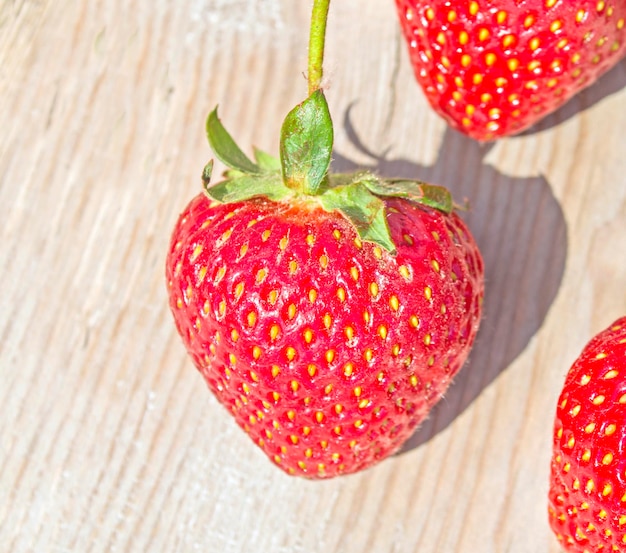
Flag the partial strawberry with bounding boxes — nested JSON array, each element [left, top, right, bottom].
[[548, 317, 626, 551], [395, 0, 626, 140], [165, 0, 484, 478]]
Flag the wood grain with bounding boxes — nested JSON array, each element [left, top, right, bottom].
[[1, 1, 626, 552]]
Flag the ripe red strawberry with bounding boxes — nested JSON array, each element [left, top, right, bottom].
[[165, 1, 484, 478], [548, 317, 626, 551], [395, 0, 626, 140]]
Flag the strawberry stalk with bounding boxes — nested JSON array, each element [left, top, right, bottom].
[[201, 0, 456, 254], [307, 0, 330, 95]]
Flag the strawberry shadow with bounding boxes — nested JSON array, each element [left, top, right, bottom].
[[332, 109, 568, 452], [517, 56, 626, 136]]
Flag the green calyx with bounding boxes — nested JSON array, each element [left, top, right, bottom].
[[202, 90, 453, 254]]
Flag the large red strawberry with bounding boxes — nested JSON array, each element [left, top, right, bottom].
[[395, 0, 626, 140], [548, 317, 626, 551], [165, 1, 484, 478]]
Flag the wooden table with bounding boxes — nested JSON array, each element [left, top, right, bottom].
[[2, 2, 626, 551]]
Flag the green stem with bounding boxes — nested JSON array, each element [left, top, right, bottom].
[[308, 0, 330, 95]]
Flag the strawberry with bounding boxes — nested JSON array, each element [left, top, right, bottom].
[[548, 317, 626, 551], [165, 1, 484, 478], [395, 0, 626, 140]]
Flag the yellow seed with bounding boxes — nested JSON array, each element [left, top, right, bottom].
[[337, 287, 346, 302], [409, 315, 420, 329], [268, 290, 278, 305], [256, 268, 268, 284], [234, 282, 245, 300], [239, 244, 248, 258], [478, 28, 490, 41], [286, 347, 296, 362], [358, 399, 370, 409], [529, 37, 540, 50], [305, 448, 313, 458], [323, 313, 332, 329], [409, 375, 419, 387], [319, 254, 329, 269], [333, 229, 341, 240], [324, 384, 333, 395], [325, 349, 335, 363], [271, 365, 280, 378], [603, 452, 614, 465], [373, 247, 383, 259], [469, 1, 478, 16], [345, 326, 354, 341], [288, 303, 297, 319], [550, 20, 562, 32], [364, 349, 373, 362], [247, 311, 257, 327], [580, 374, 591, 385], [287, 410, 296, 421], [378, 325, 388, 340], [496, 10, 507, 23], [270, 325, 280, 341], [605, 424, 617, 436], [585, 422, 596, 433], [229, 353, 237, 365], [605, 370, 619, 379], [252, 346, 262, 360], [473, 73, 483, 85], [306, 234, 315, 246], [459, 30, 469, 45], [369, 282, 379, 298], [461, 54, 472, 67], [290, 380, 299, 393], [485, 52, 497, 66], [354, 386, 362, 397], [524, 14, 535, 28], [593, 395, 606, 405], [389, 295, 400, 311], [344, 363, 354, 377], [289, 260, 298, 274], [424, 286, 432, 301], [399, 265, 411, 281], [334, 404, 343, 414], [279, 235, 289, 250], [603, 484, 613, 496], [315, 412, 324, 423]]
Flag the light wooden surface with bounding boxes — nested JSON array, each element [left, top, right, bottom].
[[2, 1, 626, 552]]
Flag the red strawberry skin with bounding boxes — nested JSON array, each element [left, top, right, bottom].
[[166, 193, 484, 478], [395, 0, 626, 140], [548, 317, 626, 551]]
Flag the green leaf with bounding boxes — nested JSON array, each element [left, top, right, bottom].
[[318, 182, 396, 253], [362, 178, 453, 214], [206, 107, 261, 174], [202, 159, 214, 188], [254, 147, 282, 172], [204, 174, 293, 204], [280, 89, 333, 196]]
